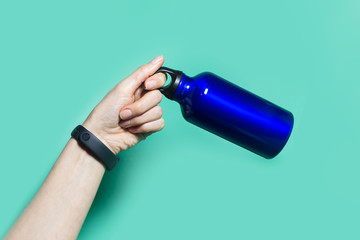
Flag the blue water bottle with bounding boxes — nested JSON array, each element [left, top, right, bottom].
[[155, 67, 294, 159]]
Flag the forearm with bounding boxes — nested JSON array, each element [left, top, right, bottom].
[[6, 138, 105, 240]]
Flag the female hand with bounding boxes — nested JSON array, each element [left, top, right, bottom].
[[82, 55, 166, 155]]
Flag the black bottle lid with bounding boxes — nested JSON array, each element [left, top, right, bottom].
[[155, 66, 183, 99]]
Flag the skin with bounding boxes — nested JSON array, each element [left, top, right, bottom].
[[5, 55, 167, 240]]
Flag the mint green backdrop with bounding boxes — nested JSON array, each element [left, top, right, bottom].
[[1, 0, 359, 239]]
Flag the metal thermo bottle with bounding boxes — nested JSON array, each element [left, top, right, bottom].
[[155, 67, 294, 159]]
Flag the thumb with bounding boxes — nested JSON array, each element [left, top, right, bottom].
[[119, 55, 164, 93]]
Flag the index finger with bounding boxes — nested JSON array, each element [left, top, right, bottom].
[[144, 72, 167, 90]]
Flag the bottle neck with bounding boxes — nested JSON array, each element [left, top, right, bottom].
[[172, 73, 194, 103]]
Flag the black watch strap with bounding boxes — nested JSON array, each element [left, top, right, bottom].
[[71, 125, 120, 170]]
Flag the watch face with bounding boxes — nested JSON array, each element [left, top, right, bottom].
[[81, 133, 90, 141]]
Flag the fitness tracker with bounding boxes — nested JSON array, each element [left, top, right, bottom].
[[71, 125, 120, 170]]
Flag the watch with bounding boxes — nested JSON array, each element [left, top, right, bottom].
[[71, 125, 120, 170]]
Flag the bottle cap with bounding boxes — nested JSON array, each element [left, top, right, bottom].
[[155, 66, 183, 99]]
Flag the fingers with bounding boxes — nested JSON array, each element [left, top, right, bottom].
[[127, 118, 165, 134], [119, 106, 163, 128], [144, 72, 167, 90], [132, 72, 166, 101], [120, 55, 164, 93], [119, 90, 162, 120], [134, 85, 144, 101]]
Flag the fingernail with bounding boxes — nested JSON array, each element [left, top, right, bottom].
[[145, 80, 156, 89], [151, 55, 163, 65], [120, 109, 132, 120], [119, 120, 131, 128]]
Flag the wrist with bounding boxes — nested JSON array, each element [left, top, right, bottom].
[[68, 138, 106, 171], [72, 124, 120, 170], [81, 120, 118, 155]]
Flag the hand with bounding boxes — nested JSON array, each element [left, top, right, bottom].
[[82, 55, 166, 155]]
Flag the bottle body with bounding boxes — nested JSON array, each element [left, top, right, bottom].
[[172, 72, 294, 159]]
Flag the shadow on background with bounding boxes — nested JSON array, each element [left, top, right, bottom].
[[90, 147, 138, 211]]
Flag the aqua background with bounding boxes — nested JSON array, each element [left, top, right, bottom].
[[1, 0, 360, 239]]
